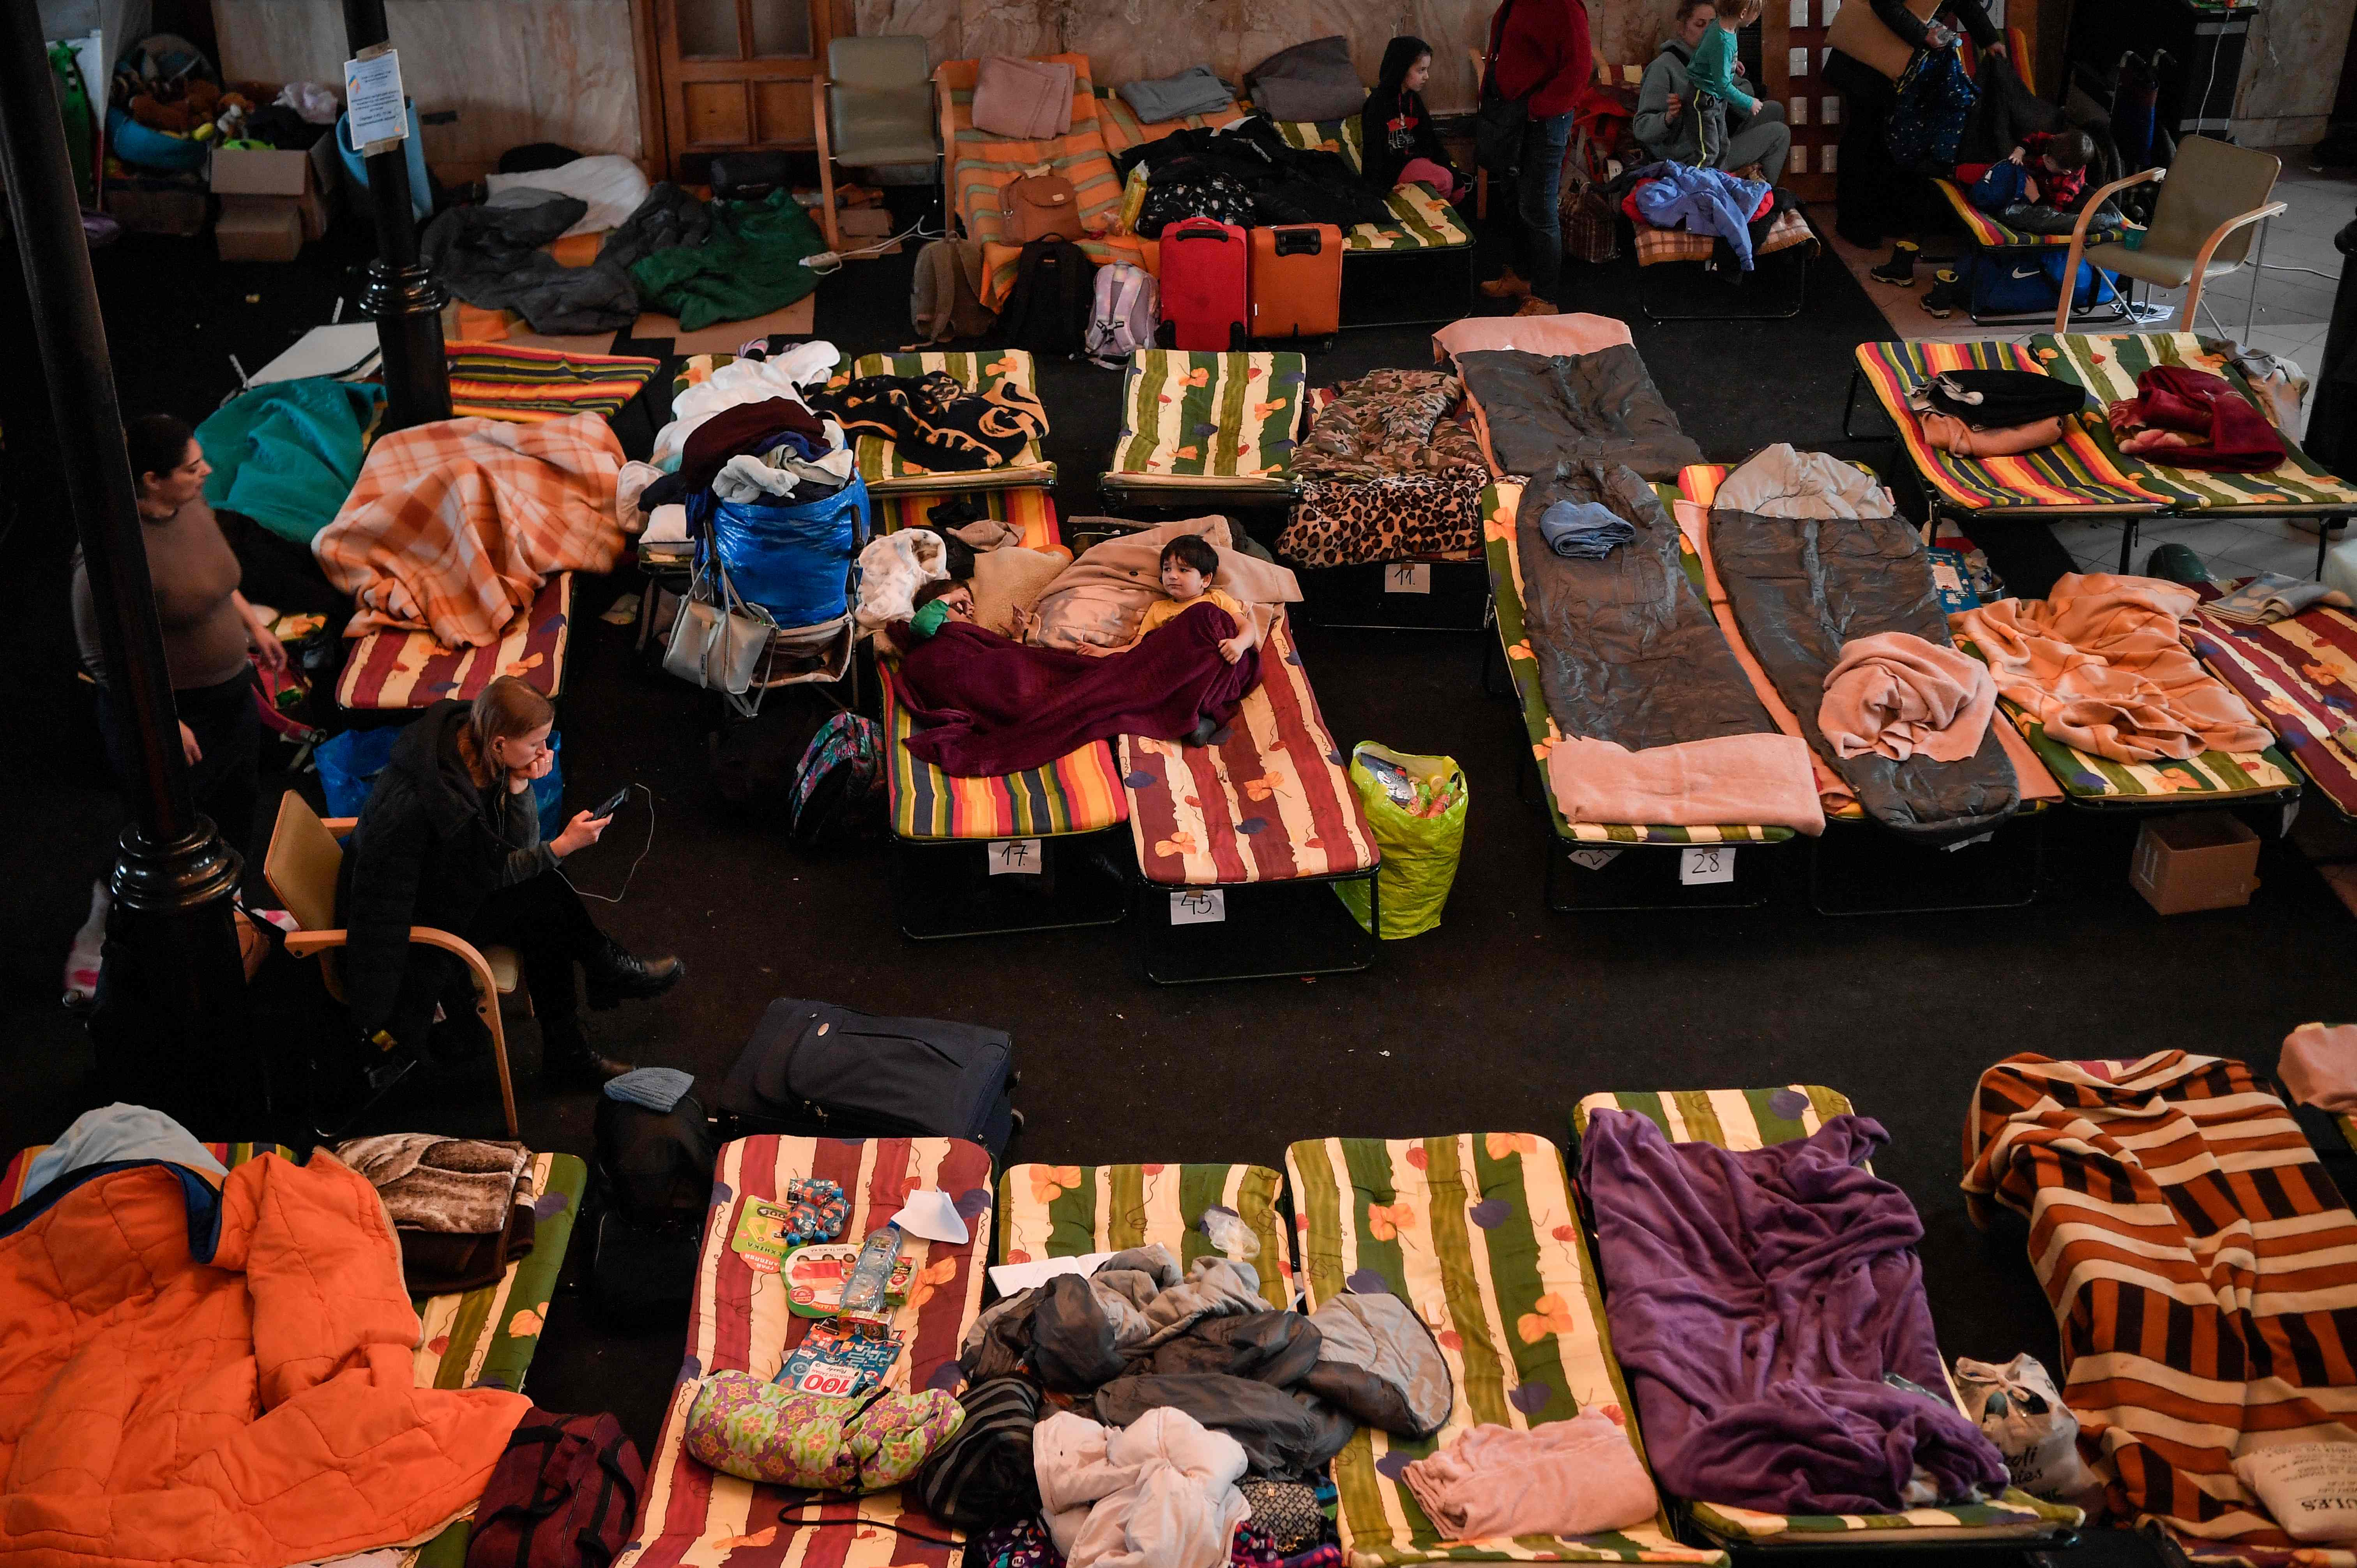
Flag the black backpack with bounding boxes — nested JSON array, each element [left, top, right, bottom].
[[587, 1091, 718, 1326], [1000, 236, 1094, 360], [720, 998, 1020, 1160]]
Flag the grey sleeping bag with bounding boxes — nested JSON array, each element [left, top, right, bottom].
[[1707, 447, 2020, 844], [1518, 459, 1782, 751], [1458, 346, 1705, 481]]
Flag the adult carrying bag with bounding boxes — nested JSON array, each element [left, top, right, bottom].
[[720, 997, 1019, 1160]]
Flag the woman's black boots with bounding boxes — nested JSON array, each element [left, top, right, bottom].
[[541, 1013, 635, 1085], [583, 938, 685, 1011]]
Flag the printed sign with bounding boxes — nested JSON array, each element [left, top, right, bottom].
[[343, 48, 407, 150]]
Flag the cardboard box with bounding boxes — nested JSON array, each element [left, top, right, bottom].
[[2131, 812, 2261, 914], [836, 205, 896, 237], [105, 180, 208, 236], [216, 198, 305, 261], [209, 137, 338, 240]]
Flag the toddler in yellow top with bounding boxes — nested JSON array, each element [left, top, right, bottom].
[[1128, 534, 1258, 664]]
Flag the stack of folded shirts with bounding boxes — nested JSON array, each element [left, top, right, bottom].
[[1906, 368, 2088, 457], [336, 1134, 539, 1296]]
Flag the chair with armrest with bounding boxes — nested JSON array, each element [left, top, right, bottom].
[[811, 35, 940, 254], [262, 791, 519, 1138], [2053, 134, 2286, 335]]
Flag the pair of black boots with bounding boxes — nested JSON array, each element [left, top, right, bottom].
[[1869, 240, 1966, 317]]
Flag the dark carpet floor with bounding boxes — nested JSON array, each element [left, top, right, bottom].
[[3, 197, 2348, 1567]]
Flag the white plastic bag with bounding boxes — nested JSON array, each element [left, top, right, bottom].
[[2233, 1443, 2357, 1542], [1954, 1354, 2103, 1510]]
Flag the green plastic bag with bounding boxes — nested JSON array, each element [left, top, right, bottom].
[[1337, 742, 1466, 939]]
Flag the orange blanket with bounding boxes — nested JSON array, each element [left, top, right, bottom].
[[0, 1153, 526, 1568], [1949, 573, 2271, 762], [315, 413, 626, 647]]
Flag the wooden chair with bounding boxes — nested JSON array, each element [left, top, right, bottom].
[[2053, 136, 2286, 335], [810, 36, 940, 254], [262, 792, 519, 1137]]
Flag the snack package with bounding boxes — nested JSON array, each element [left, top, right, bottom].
[[776, 1319, 906, 1397], [1954, 1354, 2103, 1510], [785, 1242, 918, 1316]]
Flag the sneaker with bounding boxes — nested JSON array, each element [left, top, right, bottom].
[[1479, 267, 1533, 300], [1921, 270, 1961, 319], [1869, 240, 1921, 287], [1514, 296, 1561, 316]]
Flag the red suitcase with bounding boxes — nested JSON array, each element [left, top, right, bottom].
[[1156, 217, 1248, 351], [1249, 223, 1343, 340]]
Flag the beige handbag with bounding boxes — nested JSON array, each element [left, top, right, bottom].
[[1825, 0, 1941, 82], [663, 547, 775, 715], [1000, 170, 1081, 242]]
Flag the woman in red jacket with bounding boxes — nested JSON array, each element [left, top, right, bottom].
[[1482, 0, 1593, 315]]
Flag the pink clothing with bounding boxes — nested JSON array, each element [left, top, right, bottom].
[[1546, 733, 1827, 835], [1920, 412, 2065, 457], [1400, 1413, 1660, 1542], [2278, 1023, 2357, 1113], [1396, 157, 1466, 202], [1819, 632, 1998, 763]]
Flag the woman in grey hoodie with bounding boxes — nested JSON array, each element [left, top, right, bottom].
[[1631, 0, 1788, 183]]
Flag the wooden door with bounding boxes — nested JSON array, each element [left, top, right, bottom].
[[650, 0, 836, 179]]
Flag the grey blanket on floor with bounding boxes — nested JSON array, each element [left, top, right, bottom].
[[1458, 346, 1704, 480]]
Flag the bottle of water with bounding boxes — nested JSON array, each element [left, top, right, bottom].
[[838, 1222, 903, 1330]]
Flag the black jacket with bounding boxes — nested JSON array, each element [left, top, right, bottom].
[[335, 701, 555, 1037], [1359, 85, 1455, 191]]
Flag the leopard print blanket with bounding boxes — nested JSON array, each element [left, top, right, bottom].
[[1279, 370, 1488, 569]]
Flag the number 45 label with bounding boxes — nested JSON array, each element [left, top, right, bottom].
[[1679, 846, 1737, 885]]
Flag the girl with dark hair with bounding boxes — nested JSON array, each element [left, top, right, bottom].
[[1360, 37, 1467, 201], [71, 413, 286, 858], [336, 676, 684, 1092]]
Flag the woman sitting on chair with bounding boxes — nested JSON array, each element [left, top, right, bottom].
[[336, 676, 682, 1089]]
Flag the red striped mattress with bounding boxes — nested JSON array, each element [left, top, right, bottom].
[[336, 572, 572, 710], [1120, 618, 1379, 886], [618, 1136, 993, 1568], [2188, 579, 2357, 819]]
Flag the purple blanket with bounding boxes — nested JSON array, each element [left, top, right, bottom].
[[1578, 1111, 2006, 1515]]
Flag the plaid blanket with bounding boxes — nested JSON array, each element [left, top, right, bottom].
[[315, 413, 627, 646], [445, 343, 659, 424], [1633, 206, 1816, 266]]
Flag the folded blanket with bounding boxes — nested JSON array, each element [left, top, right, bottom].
[[1118, 67, 1235, 124], [1401, 1414, 1660, 1542], [1537, 499, 1633, 559], [335, 1134, 532, 1236], [1546, 733, 1825, 833], [808, 371, 1046, 473], [2278, 1022, 2357, 1112], [1819, 631, 1997, 762], [2106, 365, 2287, 472], [1950, 572, 2272, 761], [1582, 1111, 2007, 1514], [890, 601, 1259, 776]]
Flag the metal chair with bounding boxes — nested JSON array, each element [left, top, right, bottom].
[[2053, 134, 2286, 335], [262, 792, 520, 1137], [811, 36, 940, 254]]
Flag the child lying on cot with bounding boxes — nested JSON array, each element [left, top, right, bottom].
[[1961, 129, 2095, 218]]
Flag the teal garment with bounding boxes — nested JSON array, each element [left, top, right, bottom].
[[1686, 25, 1755, 117], [197, 377, 386, 546], [628, 189, 829, 332]]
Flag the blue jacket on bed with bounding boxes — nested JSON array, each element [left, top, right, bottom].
[[1629, 161, 1772, 270]]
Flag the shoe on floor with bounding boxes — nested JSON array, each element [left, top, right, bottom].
[[583, 938, 684, 1010], [540, 1015, 636, 1086], [1869, 240, 1921, 286], [1479, 267, 1533, 300], [1921, 270, 1961, 319], [1514, 296, 1561, 316]]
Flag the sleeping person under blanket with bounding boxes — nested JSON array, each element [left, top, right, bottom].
[[889, 571, 1262, 777]]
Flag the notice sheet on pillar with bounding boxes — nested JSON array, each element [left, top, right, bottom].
[[343, 49, 408, 153]]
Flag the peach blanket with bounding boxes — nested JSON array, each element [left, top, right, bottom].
[[1546, 733, 1827, 834], [1819, 632, 1997, 763], [1949, 573, 2270, 762]]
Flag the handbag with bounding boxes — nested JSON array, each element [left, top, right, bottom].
[[1557, 126, 1619, 263], [1000, 169, 1082, 242], [663, 531, 776, 716], [1473, 0, 1528, 175]]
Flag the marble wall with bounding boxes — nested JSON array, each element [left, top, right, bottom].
[[2232, 0, 2353, 148]]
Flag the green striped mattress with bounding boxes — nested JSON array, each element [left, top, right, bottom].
[[1285, 1135, 1724, 1566], [1267, 117, 1473, 250], [997, 1162, 1293, 1307], [1107, 350, 1307, 494], [1484, 479, 1797, 847], [825, 349, 1055, 493], [1569, 1089, 2084, 1550]]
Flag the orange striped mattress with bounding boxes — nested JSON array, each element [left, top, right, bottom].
[[336, 571, 571, 710]]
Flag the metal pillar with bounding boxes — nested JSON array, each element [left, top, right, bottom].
[[0, 2, 253, 1126], [341, 0, 451, 429]]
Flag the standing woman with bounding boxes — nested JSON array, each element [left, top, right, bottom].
[[1823, 0, 2003, 253], [1481, 0, 1594, 316], [72, 413, 285, 860]]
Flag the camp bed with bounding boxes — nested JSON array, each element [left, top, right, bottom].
[[0, 1141, 585, 1568], [1099, 348, 1308, 510], [1628, 205, 1820, 323], [1119, 614, 1380, 982], [618, 1134, 992, 1568], [336, 570, 572, 712], [875, 485, 1063, 554], [997, 1161, 1293, 1306], [1264, 115, 1475, 325], [825, 348, 1056, 496], [1283, 1134, 1723, 1566], [935, 53, 1155, 308], [443, 341, 660, 424], [1481, 475, 1802, 913], [2184, 579, 2357, 821], [1569, 1088, 2085, 1552]]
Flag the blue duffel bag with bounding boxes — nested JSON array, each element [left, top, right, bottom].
[[1963, 250, 2123, 318], [690, 474, 868, 631]]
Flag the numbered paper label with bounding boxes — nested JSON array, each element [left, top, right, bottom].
[[1568, 847, 1623, 871], [987, 837, 1043, 875], [1679, 846, 1737, 885], [1385, 563, 1433, 595], [1170, 890, 1227, 925]]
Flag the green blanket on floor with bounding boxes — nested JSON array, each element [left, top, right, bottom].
[[197, 376, 385, 545], [627, 189, 829, 332]]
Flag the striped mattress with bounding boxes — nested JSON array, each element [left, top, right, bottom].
[[1120, 616, 1378, 886], [1093, 90, 1249, 155], [618, 1136, 993, 1568], [1107, 349, 1307, 495], [1266, 116, 1473, 250], [823, 349, 1055, 494], [1853, 339, 2167, 516], [2187, 579, 2357, 820], [1932, 177, 2125, 250], [336, 570, 571, 710], [445, 342, 659, 424], [1964, 1052, 2357, 1566], [883, 669, 1129, 841], [997, 1162, 1293, 1307], [1570, 1089, 2084, 1548], [0, 1143, 585, 1568], [1285, 1135, 1723, 1566], [876, 486, 1063, 554]]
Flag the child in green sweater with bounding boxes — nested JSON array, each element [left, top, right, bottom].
[[1686, 0, 1760, 117]]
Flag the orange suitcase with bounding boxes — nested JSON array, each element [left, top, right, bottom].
[[1248, 223, 1343, 340]]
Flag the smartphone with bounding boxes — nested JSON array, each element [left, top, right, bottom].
[[591, 786, 631, 820]]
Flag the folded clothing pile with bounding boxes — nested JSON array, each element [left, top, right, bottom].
[[628, 343, 857, 546], [1905, 367, 2088, 457], [1537, 498, 1633, 560], [334, 1133, 541, 1296], [1119, 67, 1236, 125], [2106, 364, 2288, 473]]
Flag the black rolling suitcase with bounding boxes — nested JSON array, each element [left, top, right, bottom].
[[719, 998, 1020, 1161]]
